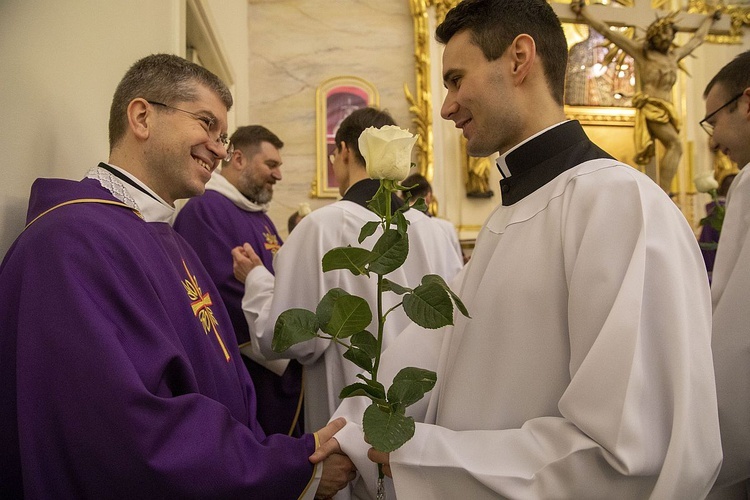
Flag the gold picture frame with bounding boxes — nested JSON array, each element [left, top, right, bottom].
[[312, 76, 379, 198]]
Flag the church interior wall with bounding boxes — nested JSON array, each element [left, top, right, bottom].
[[245, 0, 416, 238], [1, 0, 749, 260]]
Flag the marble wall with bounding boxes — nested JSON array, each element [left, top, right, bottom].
[[246, 0, 418, 237]]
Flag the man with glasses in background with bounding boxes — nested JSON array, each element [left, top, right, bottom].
[[174, 125, 305, 439], [0, 53, 354, 499], [701, 50, 750, 499]]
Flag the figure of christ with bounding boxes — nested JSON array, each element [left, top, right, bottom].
[[571, 0, 719, 193]]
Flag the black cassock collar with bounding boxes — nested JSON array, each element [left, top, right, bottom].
[[497, 121, 613, 206], [342, 178, 404, 214]]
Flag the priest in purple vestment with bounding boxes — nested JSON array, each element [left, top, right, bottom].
[[0, 53, 354, 499], [174, 125, 304, 438]]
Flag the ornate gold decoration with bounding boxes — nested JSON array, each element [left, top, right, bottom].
[[407, 1, 435, 182], [689, 0, 750, 44], [182, 260, 230, 361], [407, 1, 461, 183], [409, 0, 491, 198]]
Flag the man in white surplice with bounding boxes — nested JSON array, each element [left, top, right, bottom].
[[701, 50, 750, 499], [311, 0, 722, 498], [232, 107, 463, 436]]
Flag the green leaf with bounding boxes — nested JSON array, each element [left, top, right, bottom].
[[316, 288, 350, 328], [356, 374, 387, 396], [272, 309, 319, 352], [322, 246, 372, 275], [350, 330, 379, 359], [367, 183, 391, 218], [392, 367, 437, 391], [422, 274, 470, 318], [343, 345, 373, 371], [369, 229, 409, 275], [358, 221, 380, 244], [410, 197, 428, 213], [323, 294, 372, 338], [403, 282, 454, 328], [363, 404, 415, 453], [387, 380, 428, 408], [382, 278, 411, 295], [340, 382, 385, 402], [394, 211, 409, 237]]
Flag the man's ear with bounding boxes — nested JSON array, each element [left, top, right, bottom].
[[339, 141, 352, 163], [127, 98, 151, 141], [227, 149, 243, 169], [742, 87, 750, 120], [508, 34, 536, 85]]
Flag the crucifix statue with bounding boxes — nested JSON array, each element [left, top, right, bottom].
[[556, 0, 722, 194]]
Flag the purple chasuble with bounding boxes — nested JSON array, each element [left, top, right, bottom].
[[174, 190, 304, 437], [0, 177, 316, 499]]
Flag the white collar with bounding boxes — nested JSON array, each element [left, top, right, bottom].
[[87, 164, 175, 223], [205, 171, 268, 213]]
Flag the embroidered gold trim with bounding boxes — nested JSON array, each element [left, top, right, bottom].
[[24, 198, 143, 230]]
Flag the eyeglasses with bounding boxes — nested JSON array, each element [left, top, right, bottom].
[[700, 92, 744, 136], [147, 100, 234, 161]]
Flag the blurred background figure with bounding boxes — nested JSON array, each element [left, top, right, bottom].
[[288, 202, 312, 234], [698, 172, 736, 281], [401, 172, 466, 263]]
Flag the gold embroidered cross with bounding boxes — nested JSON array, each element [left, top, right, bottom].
[[181, 260, 231, 362]]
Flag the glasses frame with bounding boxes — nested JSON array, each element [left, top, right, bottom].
[[146, 100, 234, 161], [700, 92, 744, 136]]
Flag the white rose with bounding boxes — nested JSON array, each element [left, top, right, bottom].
[[358, 125, 418, 181], [694, 172, 719, 193], [297, 202, 311, 217]]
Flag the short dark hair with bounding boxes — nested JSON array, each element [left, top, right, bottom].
[[704, 50, 750, 102], [435, 0, 568, 105], [334, 107, 397, 167], [109, 54, 233, 151], [401, 173, 432, 200], [225, 125, 284, 164]]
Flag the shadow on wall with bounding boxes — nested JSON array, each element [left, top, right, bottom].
[[0, 197, 29, 263]]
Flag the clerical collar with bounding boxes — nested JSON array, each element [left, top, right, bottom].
[[495, 120, 609, 206], [341, 178, 404, 213], [88, 163, 174, 223], [495, 120, 569, 178]]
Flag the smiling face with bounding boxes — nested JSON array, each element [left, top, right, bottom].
[[704, 84, 750, 168], [145, 83, 229, 205], [237, 141, 283, 204], [440, 30, 521, 158]]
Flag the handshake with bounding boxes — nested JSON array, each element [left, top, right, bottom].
[[311, 417, 354, 499], [311, 417, 385, 500]]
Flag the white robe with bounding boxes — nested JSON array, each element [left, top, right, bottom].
[[430, 216, 464, 263], [333, 158, 721, 499], [708, 164, 750, 499], [241, 200, 463, 433]]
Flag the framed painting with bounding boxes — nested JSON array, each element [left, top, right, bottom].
[[313, 76, 379, 198]]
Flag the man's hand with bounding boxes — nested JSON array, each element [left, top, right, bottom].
[[367, 448, 392, 478], [311, 418, 356, 499], [315, 453, 357, 499], [570, 0, 585, 16], [310, 417, 345, 464], [231, 243, 263, 282]]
